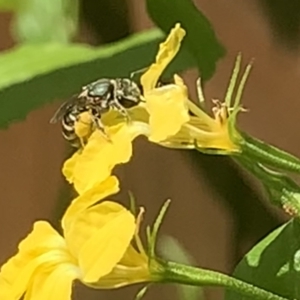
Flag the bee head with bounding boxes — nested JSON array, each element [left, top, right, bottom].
[[79, 79, 114, 103], [116, 78, 142, 108]]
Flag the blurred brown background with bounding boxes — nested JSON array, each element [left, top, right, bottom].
[[1, 0, 299, 299]]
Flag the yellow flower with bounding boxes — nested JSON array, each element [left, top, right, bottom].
[[62, 24, 190, 192], [63, 122, 147, 195], [140, 23, 190, 142], [142, 74, 190, 143], [101, 23, 190, 144], [88, 206, 151, 289], [158, 54, 252, 154], [63, 24, 250, 196], [0, 177, 152, 300]]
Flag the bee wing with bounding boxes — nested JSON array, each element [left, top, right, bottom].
[[50, 96, 77, 124]]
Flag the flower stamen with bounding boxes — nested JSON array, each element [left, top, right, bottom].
[[135, 207, 147, 257]]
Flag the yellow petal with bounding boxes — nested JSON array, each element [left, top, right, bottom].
[[0, 222, 66, 299], [24, 263, 79, 300], [118, 244, 147, 267], [14, 250, 76, 300], [146, 75, 190, 142], [62, 176, 120, 232], [141, 23, 186, 91], [65, 201, 133, 261], [18, 222, 65, 253], [63, 123, 140, 195], [0, 280, 14, 300], [90, 243, 150, 289], [75, 203, 136, 282], [62, 152, 80, 185]]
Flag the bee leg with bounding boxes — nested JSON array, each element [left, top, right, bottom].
[[79, 137, 86, 149], [110, 81, 130, 121], [111, 99, 131, 123], [91, 115, 111, 142], [72, 115, 89, 148]]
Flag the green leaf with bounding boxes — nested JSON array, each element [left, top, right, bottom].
[[0, 0, 20, 11], [225, 219, 300, 300], [146, 0, 225, 80], [0, 29, 195, 128], [12, 0, 79, 43]]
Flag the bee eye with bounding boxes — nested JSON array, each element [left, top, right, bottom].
[[95, 84, 110, 96]]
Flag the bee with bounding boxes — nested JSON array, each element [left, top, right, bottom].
[[50, 78, 142, 148]]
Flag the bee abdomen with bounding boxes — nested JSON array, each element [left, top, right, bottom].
[[62, 112, 77, 126], [61, 111, 81, 148]]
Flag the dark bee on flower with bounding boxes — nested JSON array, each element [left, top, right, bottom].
[[50, 78, 142, 148]]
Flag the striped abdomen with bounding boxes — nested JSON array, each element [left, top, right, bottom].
[[61, 107, 84, 148]]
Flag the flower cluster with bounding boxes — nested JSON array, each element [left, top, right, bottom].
[[0, 174, 163, 300], [0, 23, 250, 300], [65, 24, 250, 186]]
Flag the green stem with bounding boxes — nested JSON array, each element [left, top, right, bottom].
[[235, 156, 300, 216], [234, 156, 291, 192], [241, 132, 300, 174], [159, 260, 288, 300]]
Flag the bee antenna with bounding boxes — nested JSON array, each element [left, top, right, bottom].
[[49, 114, 58, 124], [130, 67, 148, 80]]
